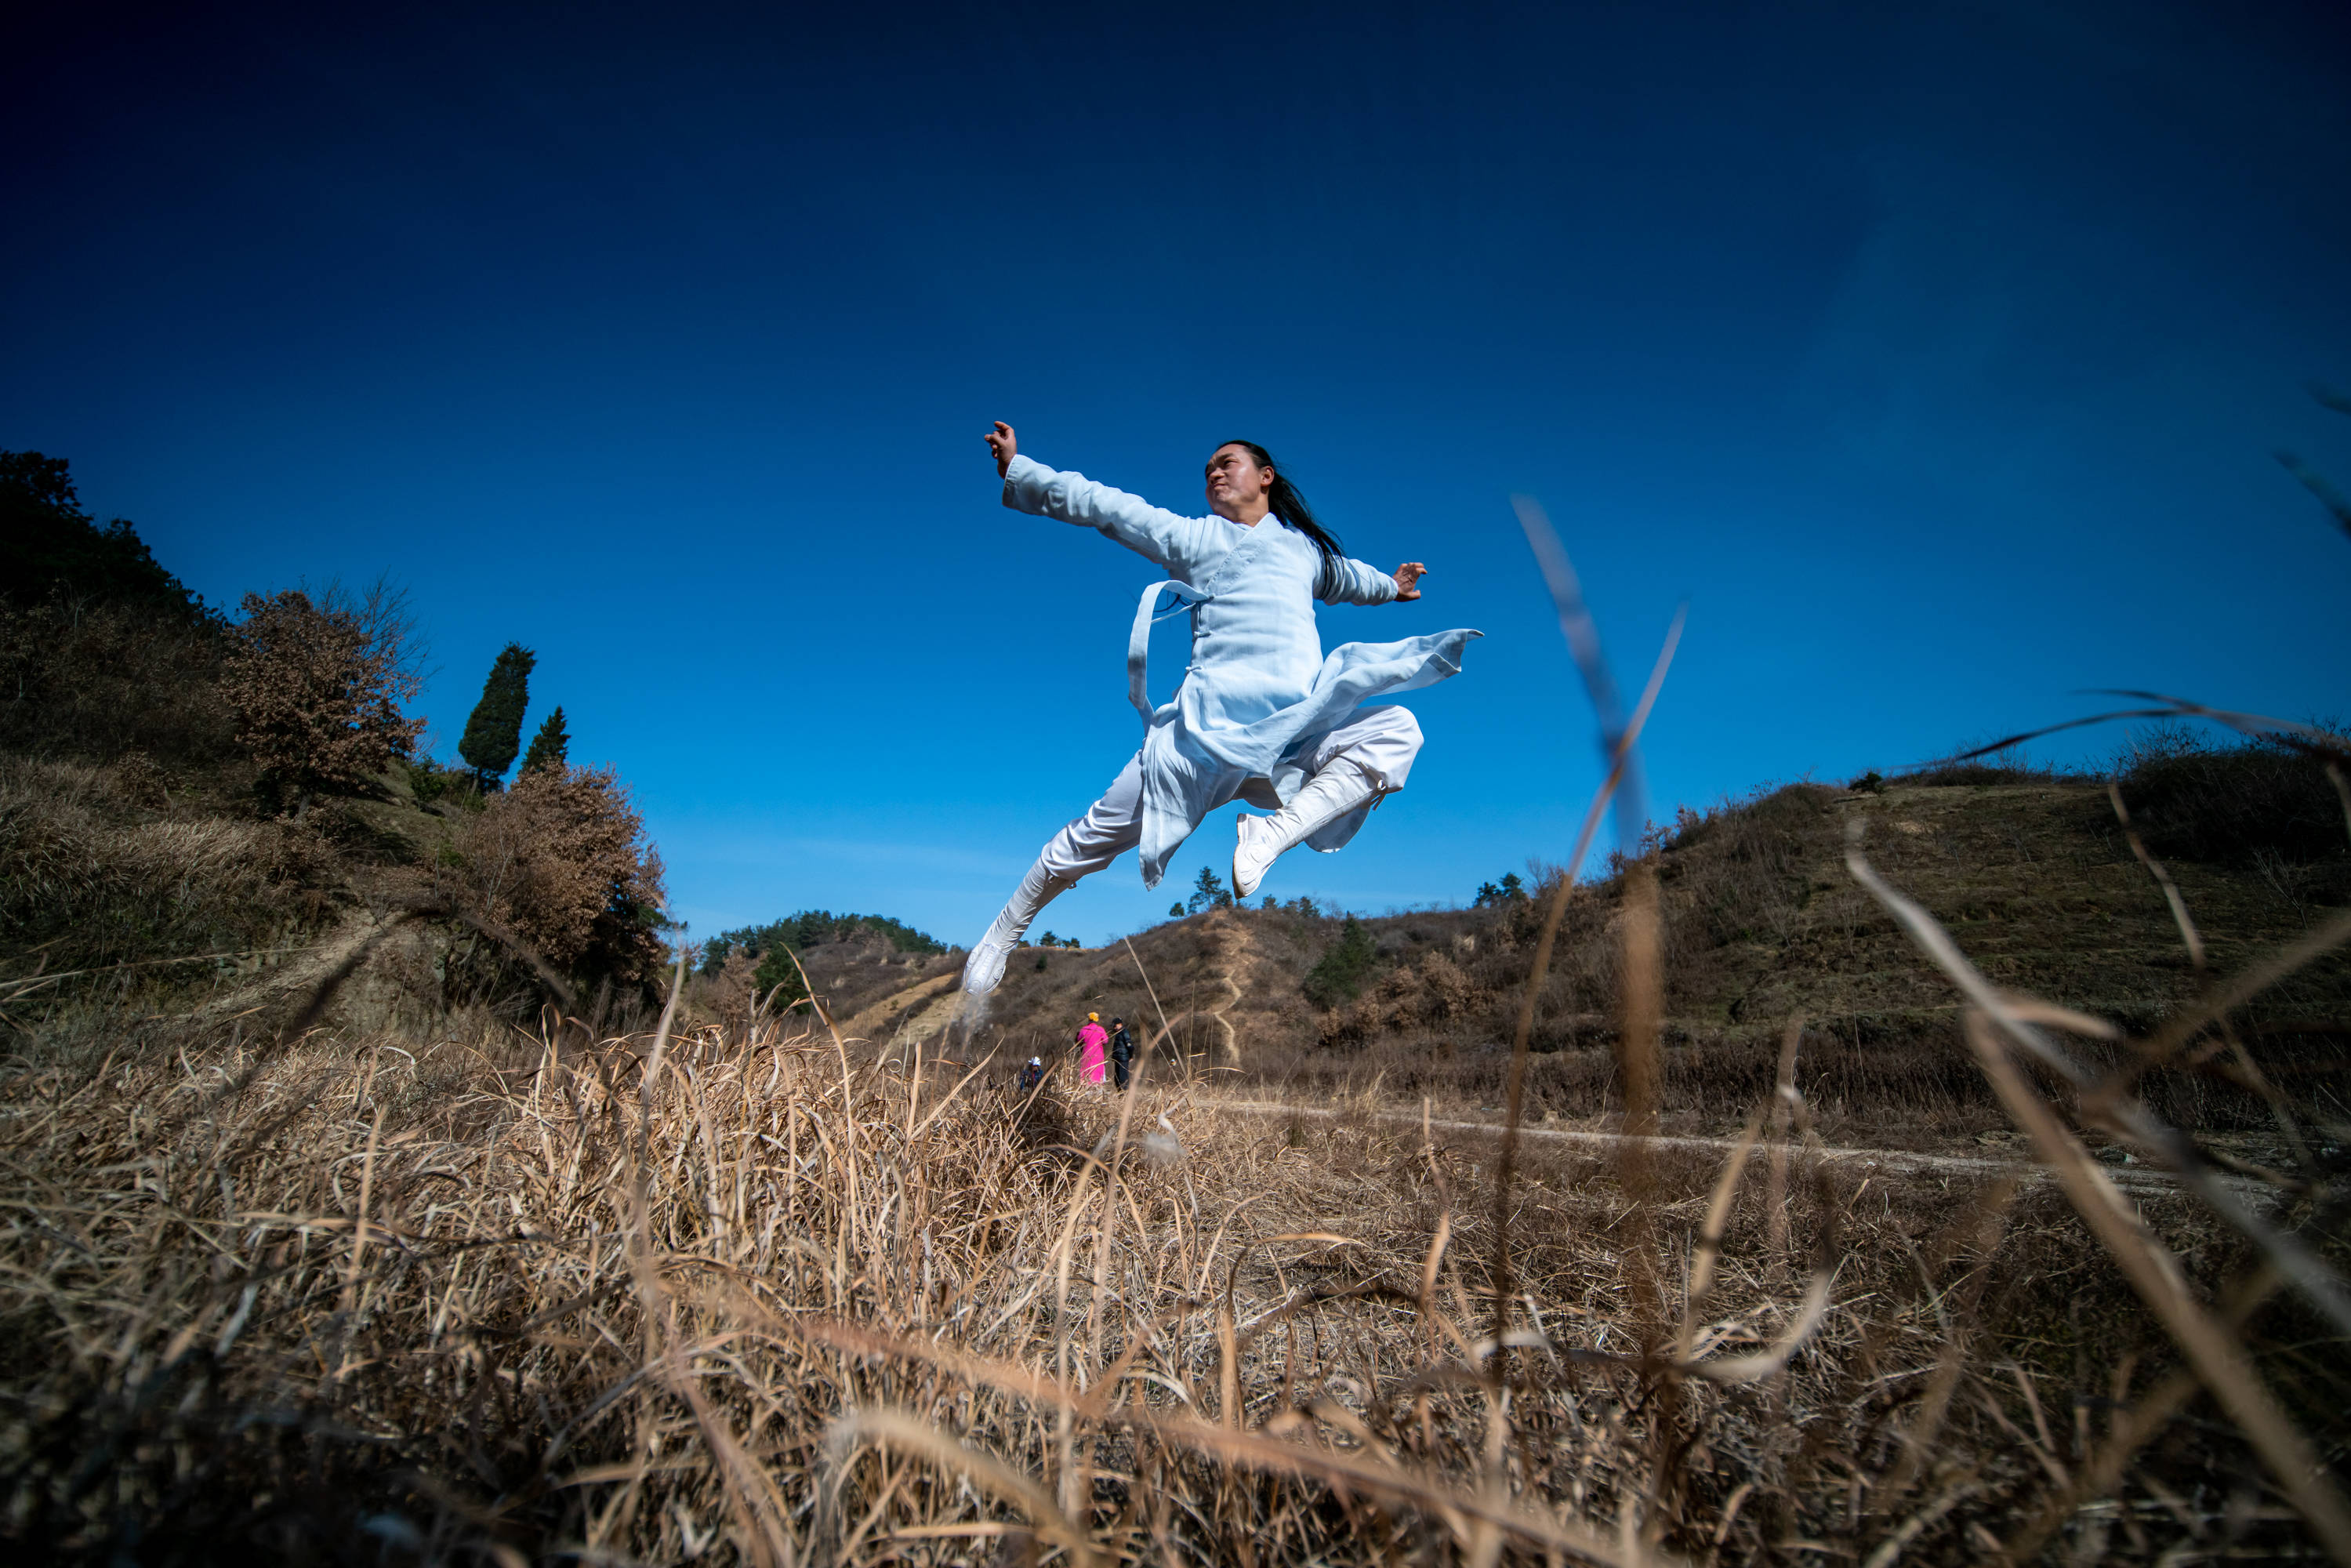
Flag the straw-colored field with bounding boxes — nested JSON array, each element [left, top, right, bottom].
[[5, 838, 2346, 1565]]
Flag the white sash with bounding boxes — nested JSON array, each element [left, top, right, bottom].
[[1127, 579, 1206, 724]]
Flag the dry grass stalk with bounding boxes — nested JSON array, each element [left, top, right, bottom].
[[1846, 825, 2351, 1342], [1491, 506, 1683, 1356], [1848, 823, 2351, 1562], [2108, 779, 2207, 975], [1958, 1009, 2351, 1558]]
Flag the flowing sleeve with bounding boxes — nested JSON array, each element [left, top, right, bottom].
[[1003, 454, 1221, 578], [1317, 554, 1401, 606]]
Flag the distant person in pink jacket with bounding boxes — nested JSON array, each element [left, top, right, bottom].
[[1075, 1013, 1110, 1086]]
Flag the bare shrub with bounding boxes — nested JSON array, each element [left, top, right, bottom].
[[707, 943, 760, 1038], [219, 581, 424, 811], [444, 762, 666, 985], [1413, 948, 1475, 1022]]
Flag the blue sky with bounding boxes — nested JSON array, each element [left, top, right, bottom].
[[5, 1, 2347, 948]]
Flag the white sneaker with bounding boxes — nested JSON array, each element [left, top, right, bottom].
[[961, 858, 1072, 996], [962, 935, 1013, 997], [1232, 813, 1279, 898], [1230, 764, 1382, 899]]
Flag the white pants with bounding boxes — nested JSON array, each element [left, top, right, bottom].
[[1035, 704, 1423, 882]]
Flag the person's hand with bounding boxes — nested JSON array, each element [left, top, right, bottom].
[[1393, 561, 1427, 600], [985, 420, 1018, 477]]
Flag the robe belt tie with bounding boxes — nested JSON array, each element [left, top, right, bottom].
[[1128, 579, 1206, 724]]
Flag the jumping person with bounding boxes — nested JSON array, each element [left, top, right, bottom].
[[963, 423, 1478, 996]]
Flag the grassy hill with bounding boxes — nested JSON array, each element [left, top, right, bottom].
[[767, 762, 2348, 1148], [0, 451, 679, 1053]]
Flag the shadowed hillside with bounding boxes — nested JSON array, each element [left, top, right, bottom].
[[0, 452, 670, 1051]]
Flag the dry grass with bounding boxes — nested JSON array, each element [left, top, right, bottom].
[[0, 753, 341, 982], [3, 876, 2346, 1565]]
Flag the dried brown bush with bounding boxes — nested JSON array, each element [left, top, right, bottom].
[[444, 762, 667, 985], [709, 943, 761, 1036], [220, 583, 424, 811]]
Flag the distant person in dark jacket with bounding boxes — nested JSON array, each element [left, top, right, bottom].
[[1018, 1056, 1045, 1094], [1109, 1017, 1135, 1090]]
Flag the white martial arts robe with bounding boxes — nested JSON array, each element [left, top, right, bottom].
[[1002, 454, 1479, 888]]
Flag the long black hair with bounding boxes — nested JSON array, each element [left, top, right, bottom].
[[1219, 441, 1344, 593]]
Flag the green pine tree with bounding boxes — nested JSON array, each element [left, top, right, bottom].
[[1302, 916, 1378, 1008], [753, 946, 810, 1011], [1186, 865, 1232, 914], [458, 643, 535, 789], [520, 705, 569, 775]]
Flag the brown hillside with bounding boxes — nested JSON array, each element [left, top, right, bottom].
[[767, 775, 2348, 1148]]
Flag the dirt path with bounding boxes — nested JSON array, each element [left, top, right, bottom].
[[1116, 907, 1256, 1063], [844, 971, 963, 1048], [1206, 1097, 2239, 1200], [1188, 911, 1253, 1062], [148, 910, 391, 1029]]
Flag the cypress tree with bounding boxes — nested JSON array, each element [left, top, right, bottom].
[[458, 642, 535, 788], [519, 705, 569, 775]]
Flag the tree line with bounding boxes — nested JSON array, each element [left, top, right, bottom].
[[696, 910, 948, 1013], [699, 910, 945, 975]]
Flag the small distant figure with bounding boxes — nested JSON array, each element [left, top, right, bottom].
[[1109, 1016, 1134, 1091], [1076, 1012, 1110, 1086], [1018, 1056, 1045, 1094]]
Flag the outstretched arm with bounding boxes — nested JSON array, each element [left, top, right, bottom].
[[1320, 554, 1429, 605], [986, 419, 1221, 579]]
